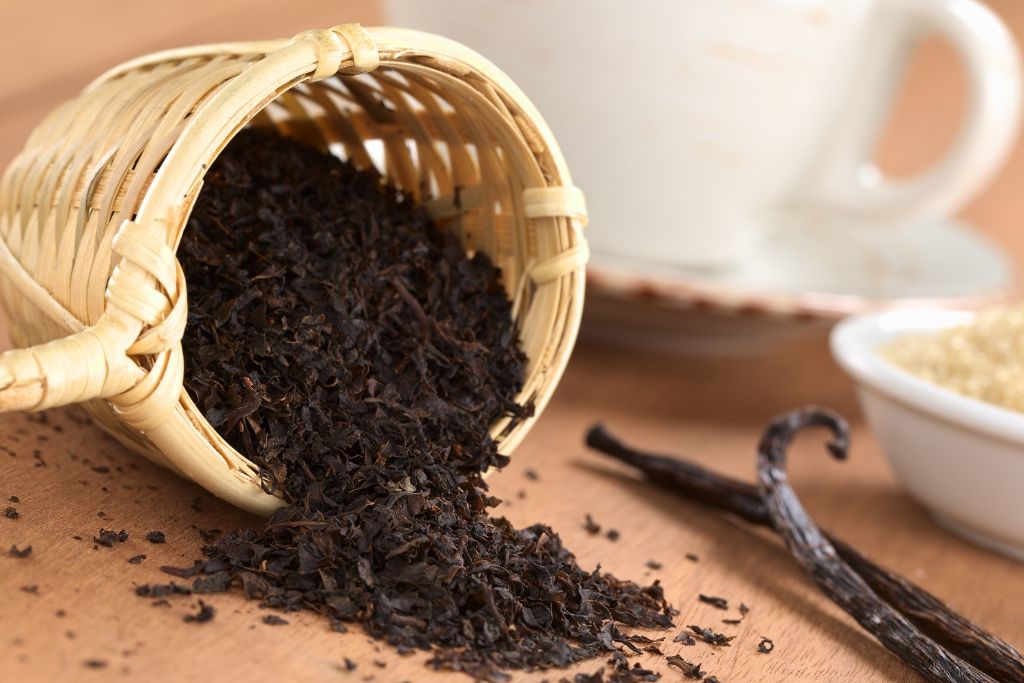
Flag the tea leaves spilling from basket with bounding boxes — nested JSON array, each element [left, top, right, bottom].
[[0, 24, 588, 514], [168, 127, 677, 677], [0, 23, 685, 679]]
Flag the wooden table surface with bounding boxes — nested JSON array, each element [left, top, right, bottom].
[[2, 1, 1023, 682]]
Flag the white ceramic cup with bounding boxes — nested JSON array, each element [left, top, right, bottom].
[[385, 0, 1022, 268]]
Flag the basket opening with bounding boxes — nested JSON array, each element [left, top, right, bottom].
[[241, 70, 527, 300], [174, 62, 559, 489]]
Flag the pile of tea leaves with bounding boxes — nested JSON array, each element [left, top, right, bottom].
[[175, 129, 673, 679]]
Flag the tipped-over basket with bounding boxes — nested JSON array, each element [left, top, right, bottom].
[[0, 24, 588, 515]]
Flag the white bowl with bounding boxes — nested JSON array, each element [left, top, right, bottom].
[[831, 308, 1024, 561]]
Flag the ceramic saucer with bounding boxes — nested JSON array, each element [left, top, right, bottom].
[[583, 219, 1013, 355]]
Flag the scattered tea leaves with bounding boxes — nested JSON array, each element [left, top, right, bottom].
[[198, 528, 221, 544], [567, 657, 662, 682], [614, 662, 661, 682], [192, 572, 231, 594], [145, 531, 165, 544], [757, 638, 774, 654], [127, 555, 147, 565], [171, 129, 672, 680], [687, 625, 735, 647], [3, 506, 18, 519], [665, 654, 705, 679], [135, 583, 191, 598], [160, 562, 203, 579], [673, 632, 696, 646], [83, 659, 107, 669], [183, 600, 215, 623], [262, 614, 289, 626], [698, 595, 728, 611], [93, 528, 128, 547]]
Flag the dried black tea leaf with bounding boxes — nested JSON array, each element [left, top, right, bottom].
[[93, 529, 128, 547], [145, 531, 165, 544], [160, 562, 203, 579], [8, 545, 32, 559], [673, 632, 696, 646], [262, 614, 288, 626], [3, 506, 18, 519], [127, 555, 147, 565], [198, 528, 220, 543], [569, 659, 662, 683], [615, 662, 661, 682], [135, 583, 191, 598], [665, 654, 705, 679], [687, 625, 735, 647], [183, 600, 215, 623], [697, 595, 728, 611], [757, 638, 774, 654]]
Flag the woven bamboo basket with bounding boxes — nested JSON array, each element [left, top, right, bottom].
[[0, 24, 587, 515]]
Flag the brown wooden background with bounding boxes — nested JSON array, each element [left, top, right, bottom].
[[1, 1, 1022, 681]]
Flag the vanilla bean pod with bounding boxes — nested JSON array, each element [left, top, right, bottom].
[[586, 418, 1024, 683], [757, 408, 994, 682]]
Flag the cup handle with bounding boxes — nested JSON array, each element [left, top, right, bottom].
[[801, 0, 1021, 224]]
